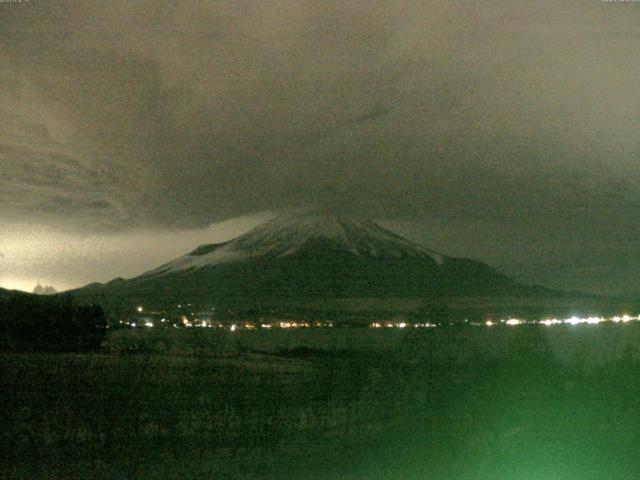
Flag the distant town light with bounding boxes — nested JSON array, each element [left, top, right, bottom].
[[541, 319, 561, 326], [136, 306, 143, 313], [485, 320, 494, 327], [565, 316, 582, 325]]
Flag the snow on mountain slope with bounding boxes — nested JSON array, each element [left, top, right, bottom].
[[140, 213, 445, 278]]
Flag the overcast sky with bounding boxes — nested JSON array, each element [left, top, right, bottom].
[[1, 0, 639, 295]]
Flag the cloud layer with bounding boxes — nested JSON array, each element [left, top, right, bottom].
[[1, 1, 639, 293]]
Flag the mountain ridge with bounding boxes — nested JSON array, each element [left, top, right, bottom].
[[139, 213, 447, 279], [65, 213, 565, 315]]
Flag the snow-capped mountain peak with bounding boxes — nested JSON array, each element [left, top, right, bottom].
[[141, 213, 445, 277]]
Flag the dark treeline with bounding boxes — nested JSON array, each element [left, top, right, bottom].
[[0, 293, 107, 352]]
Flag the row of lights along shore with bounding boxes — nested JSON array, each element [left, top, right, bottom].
[[124, 306, 640, 330], [484, 314, 640, 327]]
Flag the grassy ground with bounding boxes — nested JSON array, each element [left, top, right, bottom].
[[3, 325, 640, 479]]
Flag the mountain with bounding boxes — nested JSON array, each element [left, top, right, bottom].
[[33, 283, 58, 295], [0, 287, 31, 299], [68, 213, 558, 313]]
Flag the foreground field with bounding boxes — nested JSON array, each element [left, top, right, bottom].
[[3, 325, 640, 479]]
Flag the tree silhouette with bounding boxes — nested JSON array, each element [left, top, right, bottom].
[[0, 293, 107, 352]]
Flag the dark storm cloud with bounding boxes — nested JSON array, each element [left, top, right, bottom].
[[0, 65, 144, 229], [1, 1, 639, 293]]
